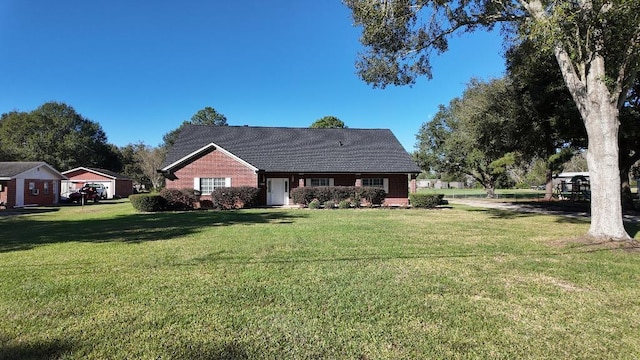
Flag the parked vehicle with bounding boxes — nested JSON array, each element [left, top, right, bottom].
[[85, 183, 107, 199], [68, 185, 103, 203]]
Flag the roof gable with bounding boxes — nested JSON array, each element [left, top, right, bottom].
[[62, 167, 131, 180], [162, 125, 421, 174], [0, 162, 66, 180]]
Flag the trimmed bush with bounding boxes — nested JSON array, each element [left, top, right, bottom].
[[323, 200, 335, 209], [130, 194, 165, 212], [308, 199, 321, 209], [211, 187, 260, 209], [338, 200, 351, 209], [291, 186, 387, 206], [160, 188, 198, 210], [357, 187, 387, 206], [409, 193, 445, 208]]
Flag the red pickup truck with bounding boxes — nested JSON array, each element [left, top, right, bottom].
[[68, 185, 102, 204]]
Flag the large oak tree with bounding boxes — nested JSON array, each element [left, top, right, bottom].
[[0, 102, 120, 171], [344, 0, 640, 240], [416, 78, 521, 197]]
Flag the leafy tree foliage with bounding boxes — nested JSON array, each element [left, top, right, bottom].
[[119, 142, 166, 191], [163, 106, 228, 149], [506, 40, 585, 199], [344, 0, 640, 240], [0, 102, 120, 171], [416, 78, 520, 197], [310, 116, 347, 128]]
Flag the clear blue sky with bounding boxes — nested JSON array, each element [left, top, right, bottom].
[[0, 1, 506, 152]]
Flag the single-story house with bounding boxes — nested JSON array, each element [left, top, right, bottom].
[[160, 125, 422, 206], [0, 162, 67, 208], [62, 167, 134, 199]]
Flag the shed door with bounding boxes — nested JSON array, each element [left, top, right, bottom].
[[267, 178, 289, 206]]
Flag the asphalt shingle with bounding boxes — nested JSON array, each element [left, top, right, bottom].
[[0, 162, 49, 178], [162, 125, 421, 173]]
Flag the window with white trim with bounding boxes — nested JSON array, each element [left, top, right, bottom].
[[200, 178, 228, 194], [310, 178, 330, 186], [362, 178, 389, 193], [43, 182, 50, 195], [362, 178, 383, 188]]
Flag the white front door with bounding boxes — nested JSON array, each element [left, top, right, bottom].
[[267, 178, 289, 206]]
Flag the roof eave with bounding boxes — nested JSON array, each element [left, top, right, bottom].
[[162, 142, 259, 173], [63, 167, 118, 180]]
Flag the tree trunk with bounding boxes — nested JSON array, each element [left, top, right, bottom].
[[544, 168, 554, 201], [485, 186, 496, 199], [552, 47, 631, 240], [582, 95, 630, 240]]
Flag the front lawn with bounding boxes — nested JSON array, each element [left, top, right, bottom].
[[1, 201, 639, 359]]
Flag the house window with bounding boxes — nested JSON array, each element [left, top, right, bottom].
[[29, 182, 39, 195], [363, 178, 389, 193], [199, 178, 229, 195], [43, 182, 50, 195], [362, 178, 384, 188], [310, 178, 330, 187]]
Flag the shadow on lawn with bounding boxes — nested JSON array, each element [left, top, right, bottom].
[[0, 210, 307, 253], [0, 338, 73, 360]]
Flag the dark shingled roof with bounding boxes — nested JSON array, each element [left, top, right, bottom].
[[0, 162, 50, 177], [162, 125, 421, 173]]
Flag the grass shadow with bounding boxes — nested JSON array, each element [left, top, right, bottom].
[[0, 338, 72, 360], [169, 340, 251, 360], [0, 206, 60, 217], [0, 210, 307, 253]]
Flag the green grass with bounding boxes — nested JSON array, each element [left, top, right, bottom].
[[418, 187, 546, 200], [1, 200, 639, 359]]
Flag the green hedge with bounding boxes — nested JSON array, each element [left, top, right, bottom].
[[290, 186, 387, 206], [409, 193, 445, 208], [130, 194, 165, 212], [159, 188, 198, 210], [211, 186, 259, 209]]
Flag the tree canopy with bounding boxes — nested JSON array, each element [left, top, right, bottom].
[[345, 0, 640, 240], [0, 102, 120, 171], [310, 116, 347, 129], [163, 106, 228, 149], [415, 78, 520, 197]]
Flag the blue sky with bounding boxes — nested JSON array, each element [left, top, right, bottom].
[[0, 1, 506, 152]]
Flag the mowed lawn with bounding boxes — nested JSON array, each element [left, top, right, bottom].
[[1, 201, 639, 359]]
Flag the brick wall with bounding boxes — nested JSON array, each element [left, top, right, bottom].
[[115, 179, 134, 198], [23, 179, 56, 206], [0, 180, 9, 207], [166, 149, 258, 193]]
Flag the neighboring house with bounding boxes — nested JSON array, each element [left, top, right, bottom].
[[62, 167, 134, 199], [0, 162, 67, 208], [160, 125, 422, 206]]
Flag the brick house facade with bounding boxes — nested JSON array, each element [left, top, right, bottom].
[[161, 125, 421, 206], [0, 162, 66, 208]]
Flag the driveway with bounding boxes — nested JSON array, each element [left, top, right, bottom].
[[448, 198, 640, 223]]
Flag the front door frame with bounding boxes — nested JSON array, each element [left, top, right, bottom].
[[267, 178, 289, 206]]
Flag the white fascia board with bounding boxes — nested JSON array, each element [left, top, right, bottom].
[[63, 167, 116, 180], [161, 142, 259, 172], [16, 163, 67, 180], [61, 167, 84, 175], [0, 177, 10, 181]]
